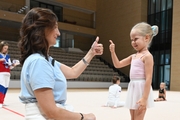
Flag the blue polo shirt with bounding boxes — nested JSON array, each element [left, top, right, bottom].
[[19, 53, 67, 105]]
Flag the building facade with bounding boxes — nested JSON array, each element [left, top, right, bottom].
[[0, 0, 179, 91]]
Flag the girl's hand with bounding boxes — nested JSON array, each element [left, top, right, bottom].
[[109, 40, 115, 53], [0, 58, 5, 61], [91, 36, 103, 56], [136, 98, 147, 111], [11, 63, 19, 67]]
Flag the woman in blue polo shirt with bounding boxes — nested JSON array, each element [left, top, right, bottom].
[[18, 7, 103, 120]]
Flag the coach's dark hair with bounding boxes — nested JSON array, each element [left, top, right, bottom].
[[112, 76, 121, 84], [18, 7, 58, 65], [0, 41, 9, 53]]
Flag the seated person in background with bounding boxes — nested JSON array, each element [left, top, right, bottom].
[[103, 76, 125, 108], [154, 82, 166, 101]]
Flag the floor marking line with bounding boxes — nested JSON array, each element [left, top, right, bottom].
[[2, 106, 25, 117]]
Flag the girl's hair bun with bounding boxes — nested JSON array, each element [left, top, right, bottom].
[[151, 25, 158, 36]]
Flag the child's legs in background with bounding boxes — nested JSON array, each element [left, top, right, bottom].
[[130, 109, 146, 120], [154, 98, 161, 101], [155, 97, 165, 101], [0, 78, 6, 104], [0, 73, 10, 105]]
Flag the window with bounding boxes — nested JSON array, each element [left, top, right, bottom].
[[148, 0, 173, 90], [54, 36, 60, 47], [30, 0, 63, 22]]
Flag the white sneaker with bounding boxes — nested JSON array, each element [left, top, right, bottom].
[[0, 104, 2, 108]]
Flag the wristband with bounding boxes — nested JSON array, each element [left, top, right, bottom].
[[80, 113, 84, 120], [82, 58, 89, 66]]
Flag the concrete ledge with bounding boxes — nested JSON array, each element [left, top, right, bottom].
[[67, 81, 128, 89], [9, 80, 21, 88], [9, 80, 128, 89], [63, 48, 84, 53]]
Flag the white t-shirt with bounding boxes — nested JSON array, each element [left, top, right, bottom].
[[105, 84, 122, 107]]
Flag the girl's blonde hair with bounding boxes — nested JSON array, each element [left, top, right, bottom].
[[131, 22, 158, 48]]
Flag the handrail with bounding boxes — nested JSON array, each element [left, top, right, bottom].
[[96, 56, 130, 82], [0, 1, 24, 13]]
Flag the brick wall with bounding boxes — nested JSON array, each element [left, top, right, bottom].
[[96, 0, 148, 75], [170, 0, 180, 91]]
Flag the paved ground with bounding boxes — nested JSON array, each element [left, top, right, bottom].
[[0, 89, 180, 120]]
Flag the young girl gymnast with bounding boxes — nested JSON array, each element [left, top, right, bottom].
[[109, 22, 158, 120], [154, 82, 166, 101], [0, 41, 19, 108]]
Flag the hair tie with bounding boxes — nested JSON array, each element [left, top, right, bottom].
[[151, 25, 158, 37]]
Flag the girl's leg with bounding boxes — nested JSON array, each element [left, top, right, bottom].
[[130, 109, 134, 120], [154, 98, 159, 101], [0, 87, 8, 105], [3, 75, 10, 104], [155, 97, 165, 102], [2, 88, 8, 103], [0, 79, 6, 105], [159, 98, 164, 101], [0, 91, 4, 105], [154, 98, 161, 101], [134, 109, 146, 120]]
